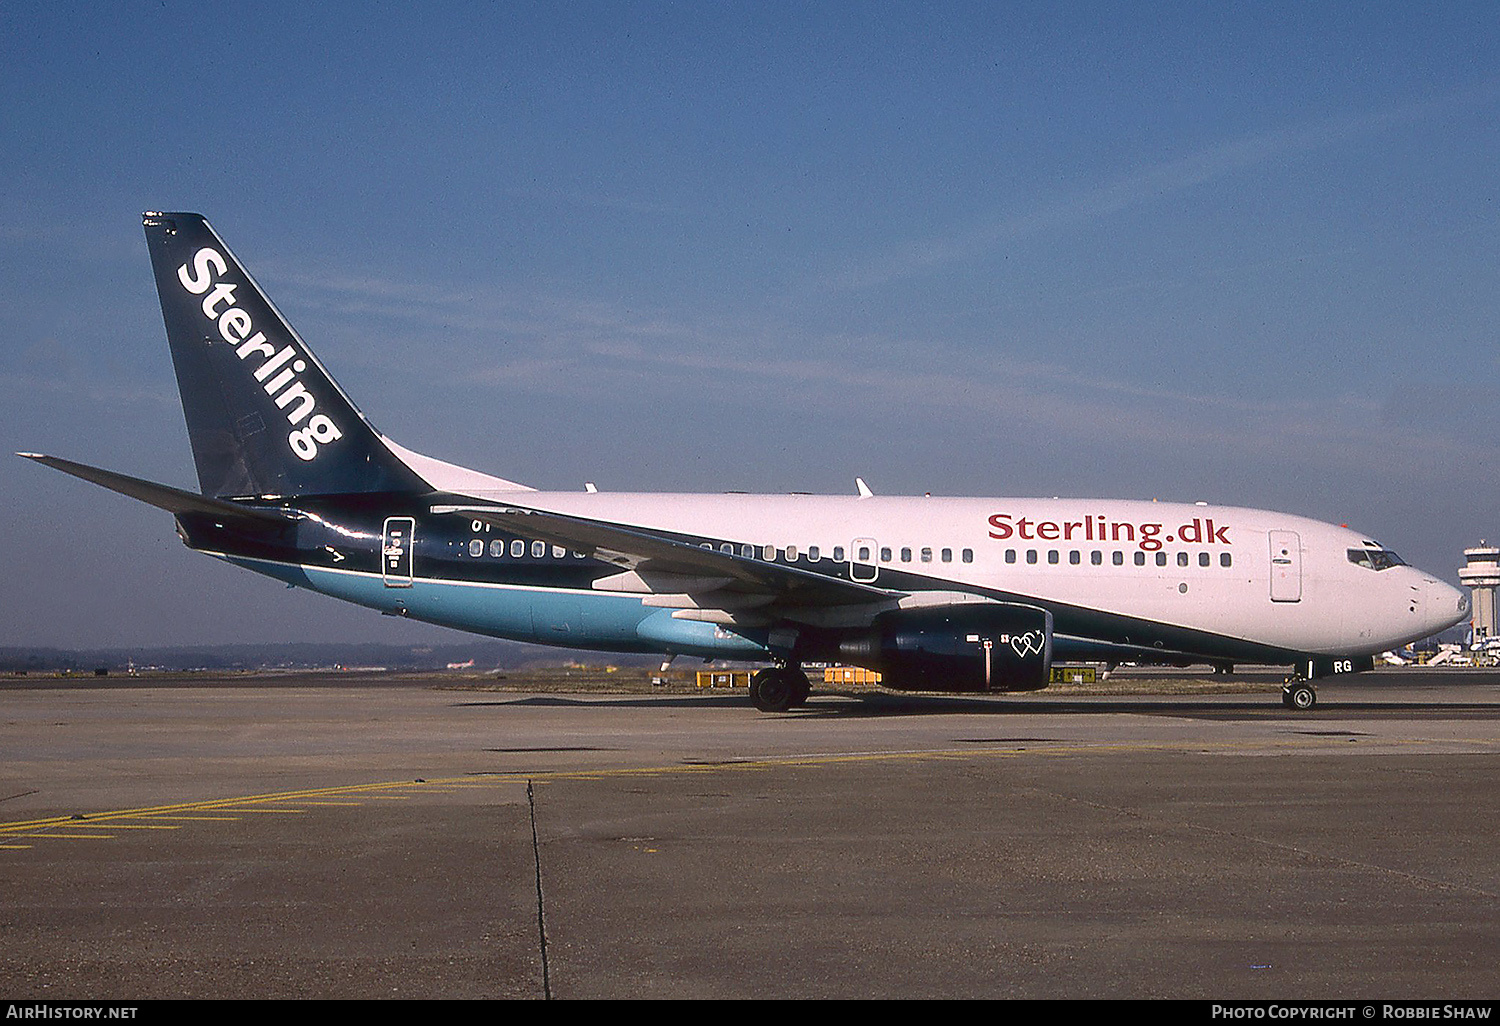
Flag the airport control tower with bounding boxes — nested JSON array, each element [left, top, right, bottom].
[[1460, 543, 1500, 640]]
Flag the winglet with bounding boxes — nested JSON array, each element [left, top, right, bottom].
[[856, 477, 873, 498]]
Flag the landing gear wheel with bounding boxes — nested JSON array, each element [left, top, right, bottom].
[[1282, 683, 1317, 710], [749, 666, 810, 712], [788, 668, 811, 708], [750, 668, 798, 712]]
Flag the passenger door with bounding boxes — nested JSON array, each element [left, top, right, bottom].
[[1269, 530, 1301, 603], [382, 517, 415, 588]]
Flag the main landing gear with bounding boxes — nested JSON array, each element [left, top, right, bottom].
[[749, 664, 811, 713], [1281, 680, 1317, 710]]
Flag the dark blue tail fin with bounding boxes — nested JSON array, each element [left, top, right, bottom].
[[142, 212, 431, 498]]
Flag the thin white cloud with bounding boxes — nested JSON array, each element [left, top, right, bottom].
[[255, 255, 1500, 483], [498, 185, 692, 218], [822, 79, 1500, 292]]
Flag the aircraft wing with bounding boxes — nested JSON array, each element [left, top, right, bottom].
[[432, 502, 905, 621], [1051, 634, 1215, 667]]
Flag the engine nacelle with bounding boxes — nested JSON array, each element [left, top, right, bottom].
[[837, 603, 1053, 693]]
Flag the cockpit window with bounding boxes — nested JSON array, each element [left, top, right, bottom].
[[1347, 548, 1406, 571]]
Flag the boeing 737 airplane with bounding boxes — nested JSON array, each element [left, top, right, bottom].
[[20, 213, 1470, 711]]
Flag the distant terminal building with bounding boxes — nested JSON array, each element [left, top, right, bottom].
[[1459, 543, 1500, 641]]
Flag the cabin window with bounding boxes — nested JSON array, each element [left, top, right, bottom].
[[900, 547, 912, 562], [532, 540, 546, 558], [511, 539, 525, 558], [786, 545, 799, 561], [741, 544, 754, 558], [833, 546, 845, 561], [720, 543, 733, 554], [1134, 551, 1146, 566], [1026, 550, 1038, 565], [1113, 551, 1124, 566], [941, 548, 952, 562], [1177, 552, 1190, 567], [553, 545, 566, 559], [469, 539, 484, 557], [808, 545, 821, 561], [1220, 553, 1232, 567], [764, 545, 777, 560], [881, 547, 892, 562], [857, 545, 871, 561], [1069, 550, 1081, 565], [1047, 550, 1059, 564], [490, 540, 505, 557], [962, 549, 973, 563], [920, 547, 932, 563], [1155, 552, 1167, 566], [1199, 552, 1210, 567], [1005, 549, 1017, 564], [1091, 550, 1102, 565]]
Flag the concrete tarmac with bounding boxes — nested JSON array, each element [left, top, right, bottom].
[[2, 669, 1499, 999]]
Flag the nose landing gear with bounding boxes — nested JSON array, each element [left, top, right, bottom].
[[1281, 681, 1317, 710]]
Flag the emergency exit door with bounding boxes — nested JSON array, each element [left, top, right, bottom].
[[850, 538, 879, 583]]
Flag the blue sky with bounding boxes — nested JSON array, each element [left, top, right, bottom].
[[2, 2, 1497, 647]]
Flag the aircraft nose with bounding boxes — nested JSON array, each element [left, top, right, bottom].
[[1423, 578, 1469, 634]]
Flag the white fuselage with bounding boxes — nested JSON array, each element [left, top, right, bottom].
[[447, 489, 1466, 658]]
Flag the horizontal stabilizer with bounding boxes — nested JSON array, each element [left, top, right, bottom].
[[17, 453, 292, 524]]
